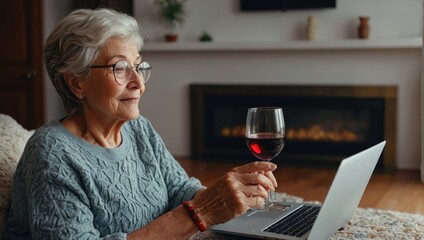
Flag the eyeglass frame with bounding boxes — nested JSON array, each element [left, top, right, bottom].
[[90, 60, 152, 85]]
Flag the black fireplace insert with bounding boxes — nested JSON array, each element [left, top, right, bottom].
[[190, 84, 397, 171]]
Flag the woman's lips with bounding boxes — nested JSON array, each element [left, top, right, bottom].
[[121, 97, 140, 102]]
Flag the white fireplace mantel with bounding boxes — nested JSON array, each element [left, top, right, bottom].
[[143, 38, 422, 52]]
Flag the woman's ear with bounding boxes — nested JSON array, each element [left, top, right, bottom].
[[63, 73, 84, 99]]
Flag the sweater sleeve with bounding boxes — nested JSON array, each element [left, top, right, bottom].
[[138, 117, 204, 209], [158, 143, 204, 209], [6, 139, 126, 240]]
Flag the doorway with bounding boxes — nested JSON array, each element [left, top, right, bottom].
[[0, 0, 45, 129]]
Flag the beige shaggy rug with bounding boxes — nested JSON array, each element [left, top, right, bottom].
[[193, 193, 424, 240]]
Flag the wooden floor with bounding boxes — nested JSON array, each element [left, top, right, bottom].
[[177, 157, 424, 215]]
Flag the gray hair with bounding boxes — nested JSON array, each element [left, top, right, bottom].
[[44, 8, 144, 113]]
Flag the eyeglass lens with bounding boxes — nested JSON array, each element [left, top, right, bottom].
[[114, 61, 151, 84]]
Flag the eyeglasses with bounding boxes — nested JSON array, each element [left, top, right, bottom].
[[90, 60, 152, 85]]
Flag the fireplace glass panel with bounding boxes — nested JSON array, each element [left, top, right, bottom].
[[191, 84, 396, 171], [205, 94, 383, 159]]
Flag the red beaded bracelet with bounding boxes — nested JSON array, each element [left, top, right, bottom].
[[182, 201, 207, 232]]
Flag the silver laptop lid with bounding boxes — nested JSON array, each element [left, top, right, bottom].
[[308, 141, 386, 240]]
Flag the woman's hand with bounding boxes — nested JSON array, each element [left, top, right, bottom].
[[191, 161, 278, 227]]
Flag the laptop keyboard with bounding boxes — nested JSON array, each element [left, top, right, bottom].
[[263, 205, 320, 237]]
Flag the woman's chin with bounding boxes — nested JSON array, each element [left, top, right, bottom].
[[128, 111, 140, 120], [118, 109, 140, 121]]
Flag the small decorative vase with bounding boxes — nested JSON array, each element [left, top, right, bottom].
[[165, 34, 178, 42], [358, 16, 370, 39], [306, 16, 316, 41]]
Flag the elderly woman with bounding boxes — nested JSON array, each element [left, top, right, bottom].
[[4, 8, 277, 239]]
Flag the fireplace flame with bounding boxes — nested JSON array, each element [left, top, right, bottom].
[[286, 124, 362, 142], [220, 124, 363, 142], [221, 126, 246, 137]]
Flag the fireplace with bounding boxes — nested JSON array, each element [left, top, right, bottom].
[[190, 84, 397, 172]]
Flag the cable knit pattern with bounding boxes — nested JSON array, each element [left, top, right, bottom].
[[4, 116, 202, 239]]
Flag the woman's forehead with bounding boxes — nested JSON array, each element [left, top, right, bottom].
[[98, 37, 141, 61]]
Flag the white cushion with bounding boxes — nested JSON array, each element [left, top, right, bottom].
[[0, 114, 34, 235]]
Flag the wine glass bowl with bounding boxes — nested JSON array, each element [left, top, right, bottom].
[[245, 133, 285, 161], [245, 107, 285, 211]]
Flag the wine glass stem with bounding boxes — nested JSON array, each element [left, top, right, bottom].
[[268, 190, 275, 203]]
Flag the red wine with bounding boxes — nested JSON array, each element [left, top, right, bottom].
[[246, 133, 285, 161]]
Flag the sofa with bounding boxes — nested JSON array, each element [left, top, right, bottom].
[[0, 114, 34, 236]]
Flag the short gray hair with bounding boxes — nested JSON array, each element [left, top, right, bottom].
[[44, 8, 144, 113]]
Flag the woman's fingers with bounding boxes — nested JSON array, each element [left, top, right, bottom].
[[190, 161, 280, 226], [245, 196, 266, 209], [233, 161, 277, 173], [239, 183, 269, 199], [264, 170, 278, 188], [232, 161, 278, 189], [235, 172, 276, 191]]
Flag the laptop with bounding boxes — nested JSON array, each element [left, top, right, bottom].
[[212, 141, 386, 240]]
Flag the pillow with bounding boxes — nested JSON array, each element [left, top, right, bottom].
[[0, 114, 34, 235]]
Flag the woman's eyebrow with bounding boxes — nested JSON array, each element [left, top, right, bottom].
[[107, 54, 142, 63]]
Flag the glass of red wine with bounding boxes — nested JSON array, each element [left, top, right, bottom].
[[245, 107, 285, 211]]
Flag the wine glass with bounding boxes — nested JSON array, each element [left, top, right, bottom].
[[245, 107, 285, 211]]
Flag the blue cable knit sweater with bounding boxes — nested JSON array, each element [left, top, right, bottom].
[[4, 116, 202, 239]]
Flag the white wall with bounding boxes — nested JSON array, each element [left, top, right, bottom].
[[43, 0, 72, 120], [136, 0, 422, 42], [43, 0, 423, 169]]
